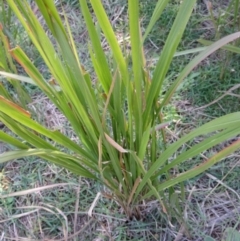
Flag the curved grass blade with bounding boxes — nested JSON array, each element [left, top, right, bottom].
[[0, 149, 98, 179], [198, 38, 240, 54], [143, 0, 197, 127], [133, 112, 240, 202], [0, 130, 28, 149], [144, 140, 240, 199], [162, 32, 240, 107]]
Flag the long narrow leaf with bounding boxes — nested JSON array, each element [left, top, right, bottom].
[[79, 0, 112, 93], [198, 38, 240, 54], [133, 112, 240, 201], [0, 149, 98, 179], [89, 0, 127, 80], [162, 32, 240, 107], [0, 130, 28, 149], [143, 0, 197, 127], [144, 140, 240, 198], [143, 0, 170, 42], [128, 0, 143, 149]]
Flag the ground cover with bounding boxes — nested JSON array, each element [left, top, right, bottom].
[[0, 0, 240, 240]]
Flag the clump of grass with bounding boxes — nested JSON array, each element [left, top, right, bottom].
[[1, 0, 240, 240]]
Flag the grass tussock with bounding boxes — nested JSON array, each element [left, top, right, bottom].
[[0, 0, 240, 240]]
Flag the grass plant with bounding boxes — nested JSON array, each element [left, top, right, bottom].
[[0, 3, 32, 108], [0, 1, 240, 239]]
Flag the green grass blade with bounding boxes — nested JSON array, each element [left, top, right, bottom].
[[0, 149, 98, 179], [79, 0, 112, 93], [0, 112, 63, 151], [162, 32, 240, 107], [35, 0, 67, 38], [198, 38, 240, 54], [0, 130, 28, 149], [138, 124, 151, 161], [0, 25, 31, 107], [224, 227, 240, 241], [133, 112, 240, 202], [143, 0, 170, 42], [143, 0, 197, 127], [153, 126, 240, 178], [9, 46, 99, 148], [0, 71, 36, 85], [88, 0, 127, 80], [128, 0, 143, 148], [150, 140, 240, 197], [0, 96, 96, 161]]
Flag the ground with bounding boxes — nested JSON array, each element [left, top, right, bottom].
[[0, 0, 240, 240]]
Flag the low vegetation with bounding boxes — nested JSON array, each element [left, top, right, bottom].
[[0, 0, 240, 240]]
